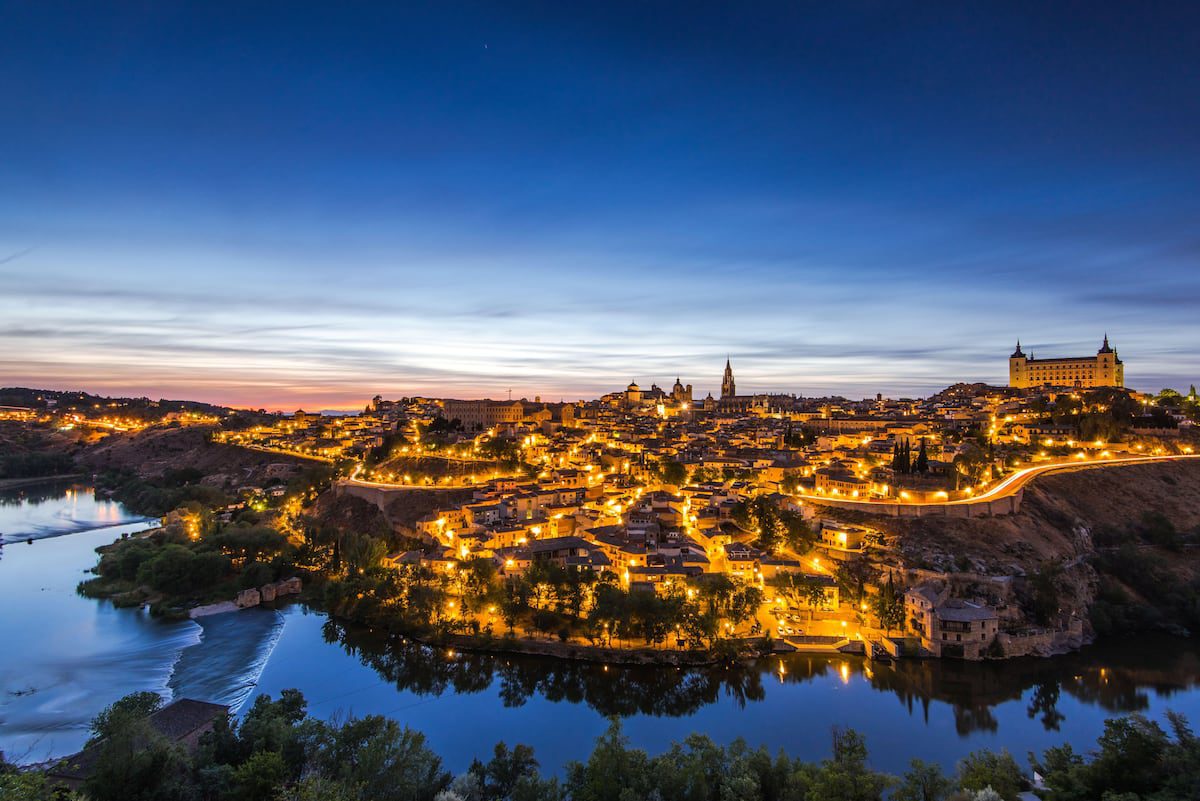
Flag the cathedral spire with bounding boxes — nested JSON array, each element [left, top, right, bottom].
[[721, 358, 736, 399]]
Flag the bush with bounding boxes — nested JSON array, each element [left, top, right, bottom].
[[136, 545, 230, 594]]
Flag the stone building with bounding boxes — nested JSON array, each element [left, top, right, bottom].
[[443, 399, 525, 430], [906, 583, 999, 659], [1008, 335, 1124, 389]]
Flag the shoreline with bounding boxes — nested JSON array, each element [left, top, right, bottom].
[[413, 630, 731, 666], [0, 473, 87, 492]]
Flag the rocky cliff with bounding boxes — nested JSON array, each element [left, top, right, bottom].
[[858, 461, 1200, 647]]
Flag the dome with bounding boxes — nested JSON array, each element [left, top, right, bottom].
[[627, 381, 640, 391]]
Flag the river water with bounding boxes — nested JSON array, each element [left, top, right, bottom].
[[3, 482, 1200, 775]]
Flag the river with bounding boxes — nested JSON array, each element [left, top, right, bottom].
[[3, 482, 1200, 775]]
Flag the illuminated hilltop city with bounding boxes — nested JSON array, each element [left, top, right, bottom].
[[9, 337, 1196, 661], [202, 336, 1198, 660]]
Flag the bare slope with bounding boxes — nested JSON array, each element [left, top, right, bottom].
[[80, 425, 309, 488], [885, 461, 1200, 575]]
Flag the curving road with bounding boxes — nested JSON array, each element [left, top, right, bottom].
[[800, 453, 1200, 508], [343, 463, 486, 490]]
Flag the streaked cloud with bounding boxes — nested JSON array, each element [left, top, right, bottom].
[[1, 3, 1198, 407]]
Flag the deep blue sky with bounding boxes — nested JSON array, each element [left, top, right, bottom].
[[2, 2, 1198, 408]]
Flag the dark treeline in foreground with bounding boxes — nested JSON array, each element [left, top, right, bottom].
[[4, 692, 1200, 801]]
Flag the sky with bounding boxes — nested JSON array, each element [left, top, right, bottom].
[[2, 2, 1199, 410]]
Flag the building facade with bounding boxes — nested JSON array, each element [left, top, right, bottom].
[[905, 584, 999, 660], [671, 377, 693, 405], [442, 400, 525, 430], [1008, 336, 1123, 389]]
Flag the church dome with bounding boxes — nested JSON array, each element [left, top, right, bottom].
[[627, 381, 640, 392]]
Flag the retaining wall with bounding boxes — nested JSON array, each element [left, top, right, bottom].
[[806, 488, 1024, 518]]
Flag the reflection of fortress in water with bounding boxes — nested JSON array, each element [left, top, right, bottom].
[[324, 619, 1200, 736]]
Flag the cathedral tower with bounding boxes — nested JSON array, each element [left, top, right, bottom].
[[721, 358, 736, 399]]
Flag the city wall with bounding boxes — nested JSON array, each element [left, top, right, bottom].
[[335, 480, 400, 512], [806, 488, 1023, 518]]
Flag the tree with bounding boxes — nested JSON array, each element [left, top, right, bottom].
[[101, 538, 159, 581], [893, 442, 911, 475], [315, 716, 450, 801], [83, 700, 192, 801], [471, 741, 552, 800], [89, 691, 163, 743], [1032, 712, 1197, 801], [915, 437, 929, 473], [1027, 562, 1062, 627], [953, 443, 989, 487], [872, 573, 905, 634], [808, 728, 894, 801], [801, 576, 831, 610], [531, 609, 561, 639], [1081, 714, 1172, 799], [0, 755, 51, 801], [659, 460, 688, 486], [209, 525, 287, 562], [735, 495, 814, 554], [235, 689, 311, 775], [955, 749, 1025, 800], [779, 506, 816, 552], [564, 719, 653, 801], [136, 545, 229, 594], [232, 750, 287, 801], [341, 531, 388, 573], [1079, 412, 1120, 444], [835, 555, 876, 606], [893, 758, 954, 801]]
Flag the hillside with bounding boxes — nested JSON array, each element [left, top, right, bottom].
[[886, 461, 1200, 572], [79, 425, 309, 489], [850, 461, 1200, 647], [316, 485, 477, 534]]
